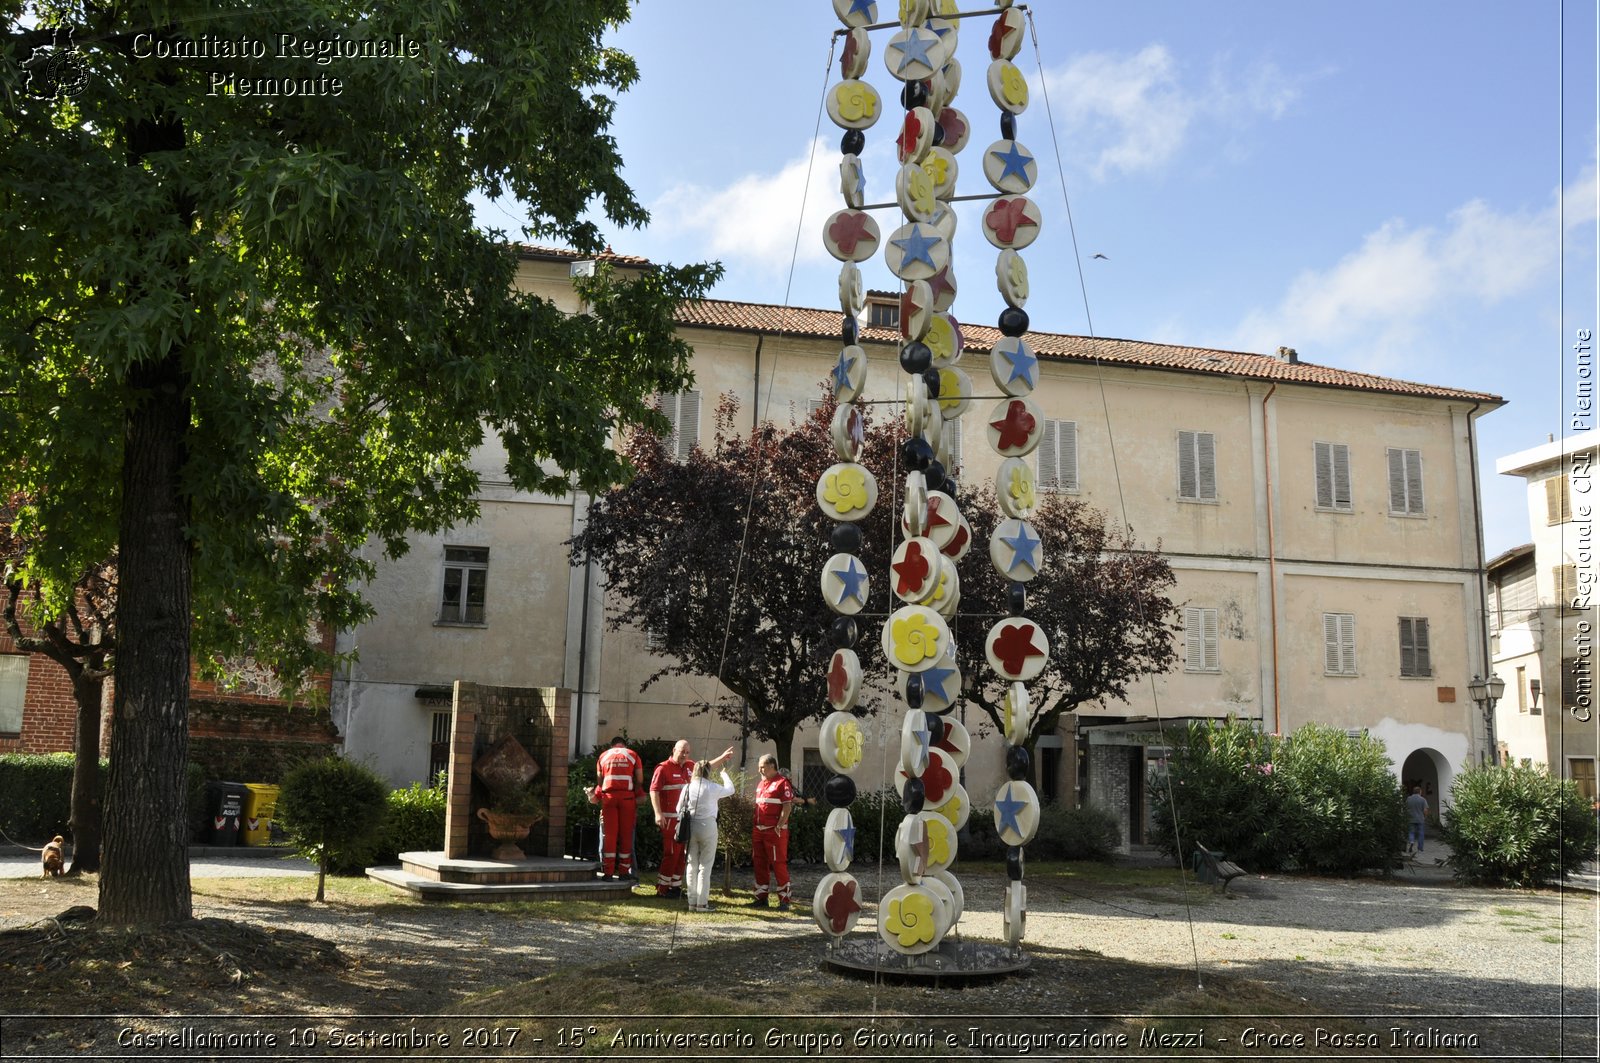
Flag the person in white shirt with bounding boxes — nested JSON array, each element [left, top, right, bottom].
[[678, 746, 736, 912]]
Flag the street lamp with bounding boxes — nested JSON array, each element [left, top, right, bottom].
[[1467, 673, 1507, 765]]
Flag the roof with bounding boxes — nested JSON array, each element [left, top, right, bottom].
[[674, 297, 1505, 405], [1487, 542, 1536, 574], [515, 244, 654, 269]]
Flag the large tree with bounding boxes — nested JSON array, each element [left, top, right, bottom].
[[1, 0, 715, 925], [574, 396, 1180, 773]]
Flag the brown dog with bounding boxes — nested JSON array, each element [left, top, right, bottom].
[[41, 836, 65, 878]]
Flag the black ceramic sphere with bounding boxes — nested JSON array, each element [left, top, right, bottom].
[[1006, 845, 1025, 881], [831, 522, 863, 553], [842, 129, 865, 156], [998, 306, 1030, 337], [904, 671, 925, 709], [931, 121, 945, 146], [841, 316, 859, 346], [831, 616, 859, 649], [900, 80, 929, 110], [925, 714, 944, 746], [1006, 743, 1031, 781], [901, 436, 934, 471], [923, 460, 946, 486], [901, 777, 926, 815], [922, 368, 942, 397], [823, 773, 858, 808], [1000, 111, 1017, 140], [899, 341, 933, 375], [1008, 581, 1027, 615]]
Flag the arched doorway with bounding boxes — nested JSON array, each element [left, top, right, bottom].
[[1399, 748, 1452, 822]]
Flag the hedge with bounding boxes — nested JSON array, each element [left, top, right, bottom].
[[0, 753, 83, 843], [1443, 763, 1600, 887]]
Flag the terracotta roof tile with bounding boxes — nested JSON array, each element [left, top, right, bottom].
[[515, 244, 655, 268], [674, 297, 1504, 405]]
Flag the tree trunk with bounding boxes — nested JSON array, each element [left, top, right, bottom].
[[67, 672, 104, 874], [98, 350, 193, 925]]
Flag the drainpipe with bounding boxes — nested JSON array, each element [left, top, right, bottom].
[[1261, 384, 1281, 734], [752, 334, 765, 431], [574, 548, 595, 762], [1464, 400, 1496, 764]]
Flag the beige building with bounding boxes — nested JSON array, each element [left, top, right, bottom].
[[1487, 434, 1600, 800], [332, 248, 1505, 848]]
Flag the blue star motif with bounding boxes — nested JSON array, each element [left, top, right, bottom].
[[892, 226, 942, 271], [1001, 522, 1041, 573], [832, 348, 855, 390], [1002, 341, 1038, 387], [921, 663, 956, 705], [835, 824, 856, 861], [913, 723, 932, 762], [893, 30, 937, 74], [832, 558, 869, 605], [846, 0, 876, 16], [989, 142, 1035, 185], [996, 785, 1027, 836]]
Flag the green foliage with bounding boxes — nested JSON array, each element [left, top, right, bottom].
[[374, 774, 447, 864], [1149, 718, 1406, 874], [846, 788, 908, 869], [0, 753, 81, 842], [1032, 803, 1123, 862], [276, 758, 389, 898], [1275, 724, 1406, 874], [1442, 764, 1600, 887]]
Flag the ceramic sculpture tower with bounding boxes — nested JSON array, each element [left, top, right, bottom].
[[812, 0, 1044, 966]]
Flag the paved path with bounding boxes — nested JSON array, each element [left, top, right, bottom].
[[0, 845, 313, 879]]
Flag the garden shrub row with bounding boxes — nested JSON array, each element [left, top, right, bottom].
[[1441, 761, 1599, 886]]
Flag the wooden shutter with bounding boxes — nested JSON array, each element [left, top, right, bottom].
[[1197, 431, 1216, 500], [1038, 420, 1078, 492], [945, 417, 963, 476], [1185, 607, 1219, 672], [1039, 420, 1059, 489], [1388, 448, 1423, 514], [1324, 613, 1355, 675], [1178, 431, 1198, 498], [1399, 617, 1430, 677], [673, 390, 701, 461], [1315, 442, 1351, 509], [1554, 564, 1578, 607], [1547, 475, 1572, 525]]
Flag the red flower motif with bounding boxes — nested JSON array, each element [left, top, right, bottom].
[[940, 522, 969, 558], [829, 212, 875, 256], [897, 110, 924, 162], [893, 541, 932, 596], [993, 621, 1044, 676], [921, 755, 953, 804], [926, 494, 952, 531], [928, 265, 957, 305], [828, 653, 850, 705], [840, 32, 860, 75], [985, 198, 1038, 244], [990, 399, 1037, 451], [937, 107, 966, 146], [988, 13, 1017, 59], [824, 879, 861, 933]]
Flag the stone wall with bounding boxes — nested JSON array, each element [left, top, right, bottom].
[[444, 684, 570, 859], [1088, 743, 1134, 852]]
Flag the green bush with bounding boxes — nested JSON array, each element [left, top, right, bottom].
[[1276, 723, 1406, 873], [1032, 803, 1122, 861], [277, 756, 390, 900], [1149, 718, 1290, 871], [373, 774, 447, 864], [1442, 763, 1600, 887], [0, 753, 80, 843]]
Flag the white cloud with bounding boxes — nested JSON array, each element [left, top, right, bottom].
[[1040, 45, 1303, 179], [645, 137, 840, 275], [1230, 165, 1594, 367]]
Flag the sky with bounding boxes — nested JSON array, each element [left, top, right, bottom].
[[474, 1, 1599, 559]]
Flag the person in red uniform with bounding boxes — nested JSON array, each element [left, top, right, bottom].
[[595, 736, 643, 880], [750, 753, 795, 911], [650, 740, 695, 897]]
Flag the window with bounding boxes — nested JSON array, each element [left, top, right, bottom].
[[1177, 430, 1216, 501], [656, 390, 701, 462], [0, 655, 26, 733], [1516, 666, 1528, 712], [1570, 758, 1596, 803], [428, 711, 451, 781], [867, 302, 899, 329], [438, 546, 488, 624], [1554, 564, 1579, 609], [800, 748, 828, 798], [1313, 441, 1352, 511], [1546, 475, 1572, 525], [806, 398, 827, 419], [1323, 613, 1357, 676], [1386, 447, 1424, 515], [1038, 419, 1079, 492], [944, 418, 963, 477], [1183, 607, 1219, 673], [1398, 617, 1431, 677]]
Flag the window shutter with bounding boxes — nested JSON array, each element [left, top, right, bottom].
[[1324, 613, 1356, 675], [1403, 450, 1423, 514], [1547, 475, 1572, 525], [1039, 420, 1059, 490], [1332, 443, 1351, 507], [674, 390, 701, 461], [1555, 564, 1578, 607], [946, 418, 963, 476], [1414, 618, 1430, 676], [1340, 614, 1356, 674], [1060, 420, 1079, 490], [1203, 608, 1219, 671], [1387, 448, 1406, 513], [1185, 607, 1205, 671], [1178, 431, 1197, 498], [1197, 432, 1216, 500], [1323, 614, 1342, 673], [1314, 442, 1334, 508], [1399, 617, 1430, 676]]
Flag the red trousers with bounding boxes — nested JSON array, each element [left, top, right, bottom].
[[598, 794, 637, 877], [657, 814, 686, 893], [753, 825, 790, 902]]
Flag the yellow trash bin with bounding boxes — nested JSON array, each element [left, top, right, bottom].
[[241, 783, 281, 846]]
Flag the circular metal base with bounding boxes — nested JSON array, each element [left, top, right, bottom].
[[823, 937, 1030, 982]]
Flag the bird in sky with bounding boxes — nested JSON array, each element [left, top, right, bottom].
[[1090, 252, 1109, 260]]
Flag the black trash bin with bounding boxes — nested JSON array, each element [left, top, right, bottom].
[[205, 781, 249, 846]]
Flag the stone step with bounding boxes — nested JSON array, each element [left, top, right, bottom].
[[367, 865, 638, 903], [395, 851, 603, 885]]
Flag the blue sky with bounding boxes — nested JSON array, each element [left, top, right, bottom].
[[478, 2, 1598, 558]]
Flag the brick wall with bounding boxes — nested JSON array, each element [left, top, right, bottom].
[[445, 683, 571, 860], [0, 639, 79, 756], [1088, 743, 1134, 852]]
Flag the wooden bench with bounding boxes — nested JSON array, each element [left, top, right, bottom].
[[1192, 842, 1246, 893]]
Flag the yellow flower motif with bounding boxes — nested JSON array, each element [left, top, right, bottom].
[[926, 318, 953, 361], [931, 0, 960, 17], [935, 791, 963, 827], [1007, 256, 1030, 300], [834, 82, 878, 124], [888, 892, 937, 947], [937, 367, 962, 413], [891, 612, 942, 667], [1007, 465, 1036, 510], [925, 818, 952, 866], [824, 466, 870, 514], [920, 154, 950, 191], [837, 719, 864, 770], [905, 166, 936, 217], [1002, 66, 1029, 108], [926, 570, 949, 604]]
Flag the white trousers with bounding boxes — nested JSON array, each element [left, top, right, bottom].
[[684, 817, 720, 908]]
